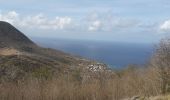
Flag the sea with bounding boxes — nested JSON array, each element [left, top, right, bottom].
[[31, 37, 154, 69]]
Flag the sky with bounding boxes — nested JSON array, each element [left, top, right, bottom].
[[1, 0, 170, 43]]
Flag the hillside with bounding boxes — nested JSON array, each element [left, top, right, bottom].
[[0, 21, 35, 48], [0, 21, 107, 81]]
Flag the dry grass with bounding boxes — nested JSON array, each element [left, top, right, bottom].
[[0, 48, 20, 56], [0, 66, 164, 100], [149, 95, 170, 100]]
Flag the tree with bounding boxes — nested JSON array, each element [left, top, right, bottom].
[[151, 38, 170, 94]]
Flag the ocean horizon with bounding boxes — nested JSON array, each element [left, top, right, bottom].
[[31, 37, 154, 68]]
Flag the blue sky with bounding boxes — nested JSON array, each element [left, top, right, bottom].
[[1, 0, 170, 43]]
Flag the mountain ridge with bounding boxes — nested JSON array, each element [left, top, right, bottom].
[[0, 21, 35, 49]]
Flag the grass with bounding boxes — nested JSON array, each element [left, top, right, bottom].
[[0, 66, 165, 100]]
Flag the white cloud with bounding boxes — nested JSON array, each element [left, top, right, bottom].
[[160, 20, 170, 32], [0, 11, 143, 32], [85, 12, 140, 32], [0, 11, 72, 30], [88, 20, 102, 31], [0, 11, 19, 24]]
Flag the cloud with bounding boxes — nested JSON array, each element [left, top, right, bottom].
[[88, 20, 102, 31], [110, 19, 139, 28], [0, 11, 72, 30], [0, 11, 142, 32], [160, 20, 170, 32], [0, 11, 19, 24], [86, 12, 140, 32]]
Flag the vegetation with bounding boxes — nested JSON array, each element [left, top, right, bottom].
[[1, 21, 170, 100], [0, 67, 167, 100], [0, 70, 150, 100], [1, 38, 170, 100]]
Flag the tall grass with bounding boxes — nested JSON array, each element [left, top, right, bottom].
[[0, 66, 162, 100]]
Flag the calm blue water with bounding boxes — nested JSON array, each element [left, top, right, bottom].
[[31, 37, 154, 68]]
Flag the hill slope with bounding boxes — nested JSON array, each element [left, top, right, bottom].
[[0, 21, 35, 48], [0, 21, 107, 81]]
